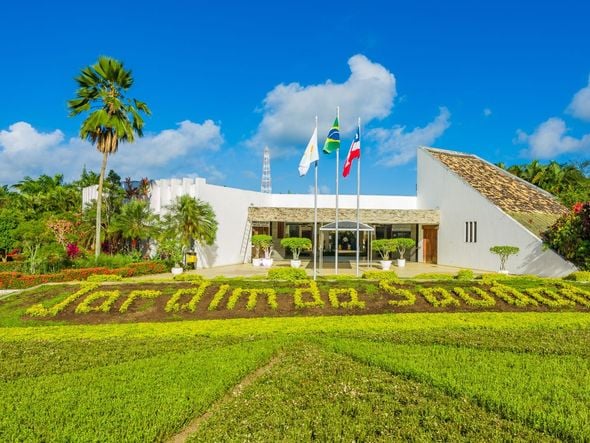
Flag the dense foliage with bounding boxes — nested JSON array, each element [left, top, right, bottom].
[[542, 201, 590, 270], [499, 159, 590, 206]]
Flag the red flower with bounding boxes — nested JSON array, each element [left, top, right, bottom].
[[573, 202, 584, 214]]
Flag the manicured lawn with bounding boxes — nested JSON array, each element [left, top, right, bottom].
[[1, 310, 589, 441]]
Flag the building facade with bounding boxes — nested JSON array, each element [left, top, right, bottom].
[[82, 147, 577, 276]]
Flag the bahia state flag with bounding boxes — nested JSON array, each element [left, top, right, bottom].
[[342, 124, 360, 177], [322, 117, 340, 154], [298, 126, 319, 176]]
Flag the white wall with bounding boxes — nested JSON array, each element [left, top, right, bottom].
[[267, 194, 417, 209], [416, 148, 576, 277], [82, 178, 418, 268]]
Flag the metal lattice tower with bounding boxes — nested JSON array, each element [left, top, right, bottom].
[[261, 146, 272, 193]]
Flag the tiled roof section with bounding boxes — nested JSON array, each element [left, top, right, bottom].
[[426, 149, 568, 215]]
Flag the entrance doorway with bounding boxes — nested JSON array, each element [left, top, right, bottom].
[[422, 226, 438, 264]]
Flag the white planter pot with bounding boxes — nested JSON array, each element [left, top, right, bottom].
[[499, 269, 509, 275], [262, 258, 273, 267], [171, 267, 184, 276], [380, 260, 392, 270], [397, 259, 406, 268], [252, 258, 262, 266], [291, 259, 301, 268]]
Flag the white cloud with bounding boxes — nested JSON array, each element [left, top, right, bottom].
[[566, 75, 590, 121], [0, 120, 224, 185], [483, 108, 492, 117], [0, 121, 64, 156], [369, 107, 451, 166], [516, 117, 590, 158], [249, 54, 396, 156]]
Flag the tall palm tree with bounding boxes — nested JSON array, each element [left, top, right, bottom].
[[166, 195, 218, 251], [68, 56, 150, 259]]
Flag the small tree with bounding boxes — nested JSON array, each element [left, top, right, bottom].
[[371, 239, 396, 260], [280, 237, 312, 260], [489, 245, 520, 271], [392, 238, 416, 259], [252, 234, 273, 259]]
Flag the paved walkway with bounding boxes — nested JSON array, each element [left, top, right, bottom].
[[133, 260, 485, 280]]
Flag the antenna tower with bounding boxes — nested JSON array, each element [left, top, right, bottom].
[[261, 146, 272, 193]]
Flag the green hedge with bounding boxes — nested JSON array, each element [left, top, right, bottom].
[[267, 267, 309, 281]]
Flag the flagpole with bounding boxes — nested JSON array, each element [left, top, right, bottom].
[[356, 117, 361, 277], [313, 116, 318, 281], [335, 106, 340, 275]]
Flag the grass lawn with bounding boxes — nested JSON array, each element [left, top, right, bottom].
[[1, 304, 589, 441]]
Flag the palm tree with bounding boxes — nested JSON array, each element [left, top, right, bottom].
[[165, 195, 218, 251], [68, 56, 150, 259], [110, 200, 157, 254]]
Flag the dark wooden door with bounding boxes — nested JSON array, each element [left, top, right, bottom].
[[423, 226, 438, 264]]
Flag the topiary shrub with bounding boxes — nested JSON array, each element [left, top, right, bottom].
[[362, 270, 399, 281], [455, 269, 475, 280], [267, 267, 308, 281], [280, 237, 312, 260]]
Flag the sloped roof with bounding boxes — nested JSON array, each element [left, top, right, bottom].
[[423, 147, 567, 235]]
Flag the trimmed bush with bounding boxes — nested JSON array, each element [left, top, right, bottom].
[[412, 273, 454, 280], [563, 271, 590, 282], [456, 269, 475, 280], [173, 273, 205, 283], [267, 267, 308, 281], [362, 270, 398, 281], [86, 274, 123, 282]]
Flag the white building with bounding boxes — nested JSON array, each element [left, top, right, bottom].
[[83, 147, 576, 277]]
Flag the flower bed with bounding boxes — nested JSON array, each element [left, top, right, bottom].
[[0, 261, 167, 289]]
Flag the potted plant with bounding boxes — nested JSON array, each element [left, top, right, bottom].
[[391, 238, 416, 268], [251, 234, 265, 266], [489, 245, 519, 274], [280, 237, 312, 268], [371, 239, 396, 270], [252, 234, 273, 267]]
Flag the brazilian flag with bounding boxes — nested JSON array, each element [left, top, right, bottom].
[[323, 117, 340, 154]]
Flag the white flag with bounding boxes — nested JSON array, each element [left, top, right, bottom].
[[298, 126, 318, 176]]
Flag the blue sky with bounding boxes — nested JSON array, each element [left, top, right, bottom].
[[1, 0, 589, 195]]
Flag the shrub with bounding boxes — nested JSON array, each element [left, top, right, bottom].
[[542, 202, 590, 270], [412, 273, 454, 280], [267, 267, 308, 281], [362, 270, 398, 281], [173, 273, 205, 283], [86, 274, 123, 282], [563, 271, 590, 282], [456, 269, 474, 280]]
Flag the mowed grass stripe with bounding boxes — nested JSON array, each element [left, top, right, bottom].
[[0, 336, 243, 382], [325, 338, 590, 441], [2, 311, 590, 342], [0, 340, 279, 442], [334, 326, 590, 357], [188, 345, 555, 442]]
